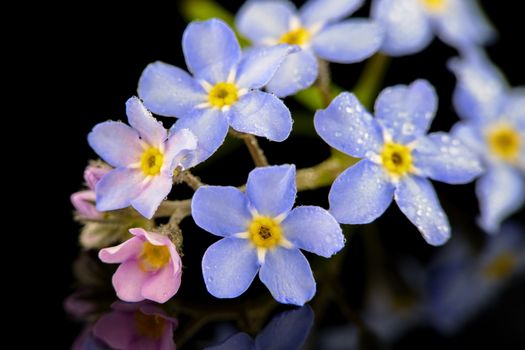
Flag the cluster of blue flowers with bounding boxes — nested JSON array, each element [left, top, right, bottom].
[[82, 0, 523, 306]]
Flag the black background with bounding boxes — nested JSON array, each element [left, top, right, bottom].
[[37, 0, 524, 348]]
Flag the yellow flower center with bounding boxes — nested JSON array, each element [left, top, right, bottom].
[[134, 311, 166, 339], [208, 82, 239, 108], [140, 147, 164, 176], [483, 253, 517, 280], [487, 125, 521, 162], [138, 241, 171, 272], [381, 142, 413, 177], [279, 28, 311, 46], [420, 0, 446, 12], [249, 216, 283, 249]]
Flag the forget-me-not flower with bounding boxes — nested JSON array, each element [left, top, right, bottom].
[[139, 19, 296, 165], [372, 0, 495, 56], [449, 51, 525, 233], [236, 0, 384, 97], [191, 164, 345, 306], [315, 80, 483, 245], [88, 97, 197, 219]]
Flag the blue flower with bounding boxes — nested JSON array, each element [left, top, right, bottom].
[[88, 97, 197, 219], [449, 51, 525, 233], [427, 222, 525, 334], [206, 306, 313, 350], [191, 165, 345, 306], [236, 0, 384, 97], [139, 19, 296, 166], [372, 0, 495, 56], [314, 80, 483, 246]]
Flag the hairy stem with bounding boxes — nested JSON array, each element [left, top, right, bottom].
[[316, 58, 332, 107], [229, 129, 269, 167]]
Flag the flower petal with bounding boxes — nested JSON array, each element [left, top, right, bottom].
[[329, 160, 394, 224], [138, 61, 207, 118], [130, 175, 173, 219], [246, 164, 296, 217], [235, 0, 296, 43], [169, 108, 229, 166], [266, 49, 318, 97], [413, 132, 483, 184], [259, 248, 315, 306], [255, 306, 314, 350], [375, 79, 437, 143], [202, 237, 259, 298], [229, 91, 292, 142], [182, 19, 241, 84], [112, 260, 150, 302], [88, 121, 142, 168], [476, 166, 525, 234], [315, 92, 383, 158], [99, 236, 143, 264], [95, 168, 144, 212], [93, 310, 135, 349], [371, 0, 433, 56], [192, 186, 252, 237], [312, 20, 383, 64], [141, 260, 181, 303], [300, 0, 364, 27], [236, 45, 297, 90], [163, 128, 198, 172], [448, 51, 507, 121], [282, 206, 344, 257], [450, 121, 486, 155], [435, 0, 496, 49], [395, 176, 451, 246], [502, 89, 525, 130], [125, 96, 167, 146]]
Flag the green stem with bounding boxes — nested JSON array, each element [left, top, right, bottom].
[[353, 53, 391, 109]]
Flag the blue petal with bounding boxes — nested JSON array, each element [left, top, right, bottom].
[[282, 206, 344, 257], [182, 19, 241, 84], [88, 121, 142, 168], [206, 333, 254, 350], [435, 0, 496, 50], [375, 80, 437, 143], [95, 168, 144, 212], [329, 160, 394, 224], [413, 132, 483, 184], [202, 237, 259, 298], [246, 164, 296, 217], [450, 121, 486, 155], [259, 247, 315, 306], [448, 51, 507, 121], [371, 0, 433, 56], [125, 96, 167, 146], [476, 166, 525, 234], [163, 128, 198, 172], [169, 108, 229, 166], [300, 0, 364, 27], [395, 176, 451, 246], [266, 49, 318, 97], [229, 91, 292, 142], [314, 92, 383, 158], [192, 186, 252, 237], [235, 0, 296, 43], [312, 20, 383, 64], [130, 175, 173, 219], [236, 45, 297, 89], [138, 61, 206, 118], [255, 306, 314, 350], [502, 89, 525, 131]]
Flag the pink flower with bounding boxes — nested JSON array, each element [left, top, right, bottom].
[[93, 301, 176, 350], [99, 228, 182, 303], [71, 164, 111, 219]]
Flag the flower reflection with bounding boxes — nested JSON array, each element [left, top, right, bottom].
[[206, 306, 314, 350], [92, 301, 177, 350], [427, 222, 525, 334]]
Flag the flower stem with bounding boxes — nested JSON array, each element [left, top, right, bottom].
[[229, 129, 269, 167], [316, 58, 332, 107], [353, 53, 391, 109], [179, 170, 205, 190]]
